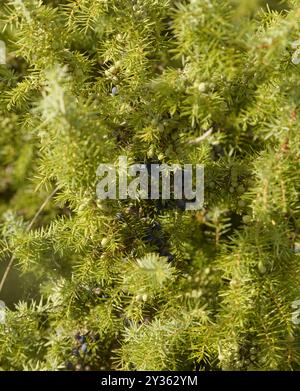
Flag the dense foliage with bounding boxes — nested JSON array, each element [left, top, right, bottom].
[[0, 0, 299, 371]]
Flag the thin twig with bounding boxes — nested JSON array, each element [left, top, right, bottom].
[[187, 127, 213, 145], [0, 186, 60, 294]]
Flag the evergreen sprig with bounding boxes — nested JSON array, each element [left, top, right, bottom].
[[0, 0, 299, 371]]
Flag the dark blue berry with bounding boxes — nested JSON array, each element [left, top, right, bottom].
[[81, 343, 88, 353], [75, 333, 85, 344]]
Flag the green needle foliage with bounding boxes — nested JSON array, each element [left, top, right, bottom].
[[0, 0, 299, 371]]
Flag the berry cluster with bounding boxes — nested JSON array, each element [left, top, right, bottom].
[[65, 333, 90, 371]]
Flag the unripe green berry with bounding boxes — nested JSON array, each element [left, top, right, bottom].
[[258, 261, 267, 274], [101, 237, 109, 247]]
